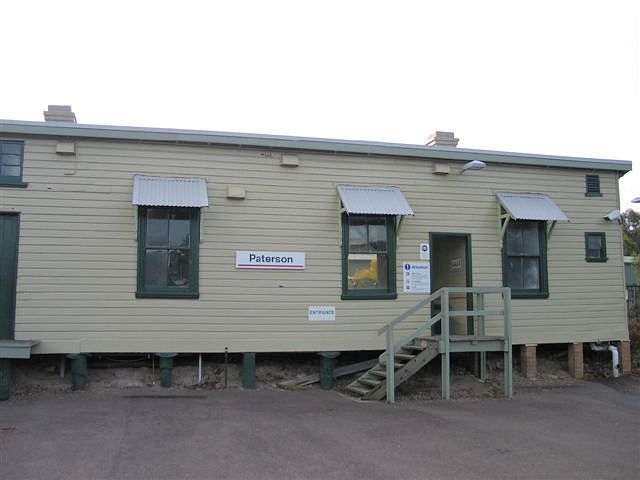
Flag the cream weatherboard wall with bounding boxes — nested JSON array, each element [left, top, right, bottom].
[[0, 135, 628, 354]]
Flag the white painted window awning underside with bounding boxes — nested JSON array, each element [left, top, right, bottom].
[[337, 184, 414, 216], [132, 175, 209, 207], [496, 192, 569, 222]]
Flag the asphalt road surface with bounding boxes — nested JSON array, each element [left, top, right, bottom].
[[1, 377, 638, 480]]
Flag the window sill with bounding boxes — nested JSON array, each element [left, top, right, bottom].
[[511, 290, 549, 299], [584, 192, 603, 197], [0, 181, 28, 188], [136, 291, 200, 299], [586, 257, 608, 263], [341, 292, 397, 300]]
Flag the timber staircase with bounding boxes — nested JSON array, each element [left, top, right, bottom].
[[347, 287, 513, 402]]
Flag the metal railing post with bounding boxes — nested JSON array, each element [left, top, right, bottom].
[[441, 288, 451, 400], [386, 328, 395, 403], [478, 293, 487, 380], [503, 287, 513, 398]]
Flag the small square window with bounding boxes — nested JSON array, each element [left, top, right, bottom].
[[0, 140, 27, 187], [585, 232, 607, 262], [585, 175, 602, 197]]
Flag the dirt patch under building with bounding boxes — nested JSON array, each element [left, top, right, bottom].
[[4, 345, 633, 403]]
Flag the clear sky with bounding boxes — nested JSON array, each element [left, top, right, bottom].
[[2, 0, 638, 209]]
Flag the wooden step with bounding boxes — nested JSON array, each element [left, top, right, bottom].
[[359, 377, 382, 388], [394, 353, 415, 361], [346, 385, 372, 396], [402, 344, 426, 352], [379, 359, 404, 369], [369, 369, 386, 378]]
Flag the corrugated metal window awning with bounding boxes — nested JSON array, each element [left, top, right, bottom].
[[337, 185, 414, 216], [132, 175, 209, 207], [496, 191, 569, 240], [496, 192, 569, 221]]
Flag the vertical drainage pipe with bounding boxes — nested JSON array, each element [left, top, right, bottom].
[[197, 354, 203, 384], [590, 343, 620, 378], [224, 347, 228, 388], [608, 345, 620, 378]]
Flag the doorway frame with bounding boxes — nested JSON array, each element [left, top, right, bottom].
[[429, 232, 473, 334], [0, 212, 20, 340]]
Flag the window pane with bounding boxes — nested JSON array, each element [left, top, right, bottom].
[[0, 165, 20, 177], [349, 224, 368, 252], [168, 250, 190, 287], [368, 222, 387, 252], [348, 253, 387, 289], [169, 210, 191, 248], [146, 209, 169, 247], [506, 257, 523, 289], [144, 250, 167, 288], [1, 154, 22, 166], [587, 235, 602, 250], [523, 258, 540, 289], [522, 223, 540, 255], [505, 227, 523, 255], [376, 254, 388, 289], [1, 143, 21, 155]]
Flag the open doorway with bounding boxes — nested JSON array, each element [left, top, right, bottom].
[[429, 233, 472, 335]]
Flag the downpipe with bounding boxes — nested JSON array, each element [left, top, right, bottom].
[[590, 343, 620, 378]]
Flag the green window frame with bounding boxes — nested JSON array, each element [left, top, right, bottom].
[[502, 220, 549, 299], [341, 213, 397, 300], [585, 174, 602, 197], [136, 206, 200, 299], [0, 140, 27, 187], [585, 232, 607, 262]]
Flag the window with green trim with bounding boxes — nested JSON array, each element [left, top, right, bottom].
[[585, 232, 607, 262], [585, 174, 602, 196], [502, 220, 548, 298], [137, 206, 200, 298], [341, 214, 396, 300], [0, 140, 26, 187]]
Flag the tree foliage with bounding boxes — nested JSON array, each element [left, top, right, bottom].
[[622, 208, 640, 256], [622, 209, 640, 277]]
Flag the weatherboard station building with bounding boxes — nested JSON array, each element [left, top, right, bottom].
[[0, 106, 633, 400]]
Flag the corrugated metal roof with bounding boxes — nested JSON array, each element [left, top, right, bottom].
[[132, 175, 209, 207], [0, 119, 632, 172], [337, 185, 414, 215], [496, 192, 569, 221]]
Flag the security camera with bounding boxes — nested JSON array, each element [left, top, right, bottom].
[[604, 209, 620, 221]]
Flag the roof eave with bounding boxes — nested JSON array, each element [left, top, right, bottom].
[[0, 119, 633, 173]]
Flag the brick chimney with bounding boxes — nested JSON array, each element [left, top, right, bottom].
[[426, 131, 459, 147], [43, 105, 77, 123]]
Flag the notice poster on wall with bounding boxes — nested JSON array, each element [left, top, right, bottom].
[[419, 243, 430, 260], [403, 262, 431, 293]]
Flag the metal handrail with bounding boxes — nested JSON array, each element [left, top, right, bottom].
[[377, 286, 512, 402], [378, 289, 442, 335]]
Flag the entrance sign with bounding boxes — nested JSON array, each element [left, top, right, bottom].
[[308, 306, 336, 321], [236, 251, 305, 269], [403, 261, 431, 293]]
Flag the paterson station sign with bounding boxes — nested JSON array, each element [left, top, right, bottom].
[[235, 251, 306, 269]]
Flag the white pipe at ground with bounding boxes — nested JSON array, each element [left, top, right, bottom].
[[198, 354, 203, 383], [608, 345, 620, 378], [590, 343, 620, 378]]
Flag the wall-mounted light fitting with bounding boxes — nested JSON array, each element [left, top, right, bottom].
[[604, 209, 620, 222], [460, 160, 487, 174]]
